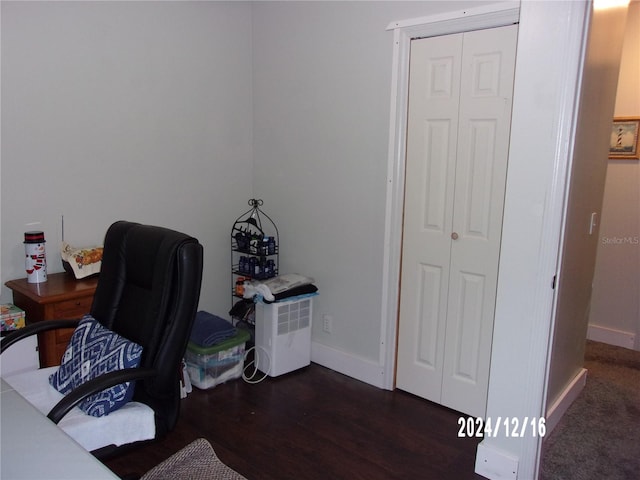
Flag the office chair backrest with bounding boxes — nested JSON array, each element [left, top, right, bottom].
[[90, 221, 203, 435]]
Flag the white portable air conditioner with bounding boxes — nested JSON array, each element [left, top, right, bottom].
[[254, 296, 313, 377]]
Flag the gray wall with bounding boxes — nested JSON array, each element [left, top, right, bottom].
[[589, 0, 640, 351], [1, 0, 489, 371], [1, 1, 254, 316], [1, 0, 476, 368], [251, 0, 485, 364]]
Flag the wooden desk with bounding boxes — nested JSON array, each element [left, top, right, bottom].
[[1, 378, 118, 479], [5, 273, 98, 367]]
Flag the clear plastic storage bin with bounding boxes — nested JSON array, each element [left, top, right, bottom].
[[185, 329, 250, 389]]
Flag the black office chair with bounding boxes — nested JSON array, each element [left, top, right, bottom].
[[1, 221, 203, 456]]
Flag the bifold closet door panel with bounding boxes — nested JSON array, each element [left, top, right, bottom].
[[396, 32, 463, 403], [442, 25, 518, 418]]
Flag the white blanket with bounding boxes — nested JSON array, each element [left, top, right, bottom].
[[4, 367, 155, 452]]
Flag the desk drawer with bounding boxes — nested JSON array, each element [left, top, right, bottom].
[[53, 297, 92, 319]]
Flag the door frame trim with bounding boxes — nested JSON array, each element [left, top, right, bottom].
[[380, 1, 520, 391]]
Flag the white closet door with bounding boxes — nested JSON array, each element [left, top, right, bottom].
[[396, 25, 517, 418]]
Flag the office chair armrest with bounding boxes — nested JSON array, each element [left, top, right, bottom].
[[0, 319, 81, 354], [47, 367, 157, 424]]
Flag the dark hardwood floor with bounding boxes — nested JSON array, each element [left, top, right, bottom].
[[103, 363, 485, 480]]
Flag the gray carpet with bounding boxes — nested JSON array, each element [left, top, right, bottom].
[[540, 340, 640, 480]]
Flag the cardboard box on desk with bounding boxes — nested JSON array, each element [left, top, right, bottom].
[[1, 304, 26, 331]]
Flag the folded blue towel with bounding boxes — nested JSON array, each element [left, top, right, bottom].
[[190, 311, 237, 348]]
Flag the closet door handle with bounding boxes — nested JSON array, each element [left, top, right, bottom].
[[451, 232, 459, 240]]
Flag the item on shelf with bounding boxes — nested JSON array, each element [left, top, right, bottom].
[[190, 311, 237, 348], [1, 304, 26, 332], [265, 283, 318, 304], [61, 242, 103, 279], [241, 274, 318, 304], [262, 273, 314, 294], [229, 299, 255, 326], [241, 281, 275, 302], [235, 278, 247, 297], [24, 231, 47, 283]]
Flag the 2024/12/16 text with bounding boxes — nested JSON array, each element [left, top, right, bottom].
[[457, 417, 546, 438]]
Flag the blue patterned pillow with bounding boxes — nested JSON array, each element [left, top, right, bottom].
[[49, 315, 143, 417]]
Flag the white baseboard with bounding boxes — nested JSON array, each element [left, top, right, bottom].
[[545, 368, 587, 436], [587, 324, 636, 350], [475, 442, 518, 480], [311, 341, 386, 389]]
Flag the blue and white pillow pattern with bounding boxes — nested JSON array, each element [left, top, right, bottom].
[[49, 315, 143, 417]]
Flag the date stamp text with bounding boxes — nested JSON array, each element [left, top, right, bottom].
[[457, 416, 546, 438]]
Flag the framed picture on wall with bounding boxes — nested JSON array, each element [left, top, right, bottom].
[[609, 117, 639, 160]]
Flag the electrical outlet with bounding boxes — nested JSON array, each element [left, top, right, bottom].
[[322, 314, 333, 334]]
